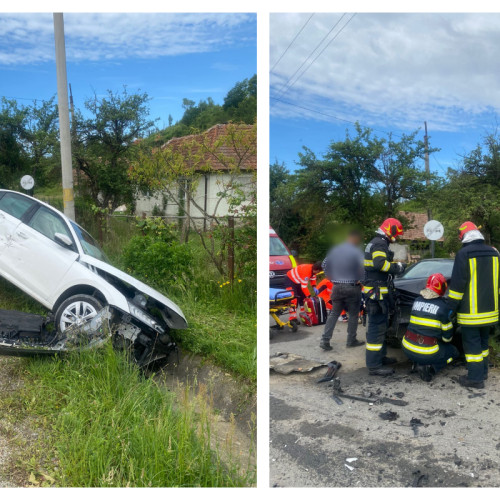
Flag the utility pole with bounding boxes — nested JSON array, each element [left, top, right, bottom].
[[424, 121, 435, 257], [69, 83, 80, 189], [53, 13, 75, 220]]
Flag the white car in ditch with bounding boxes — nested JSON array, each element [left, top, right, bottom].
[[0, 189, 187, 365]]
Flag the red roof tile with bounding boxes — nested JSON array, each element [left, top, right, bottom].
[[161, 123, 256, 172], [399, 211, 444, 241]]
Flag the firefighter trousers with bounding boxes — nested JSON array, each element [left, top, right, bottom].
[[366, 299, 388, 369], [461, 325, 491, 382], [403, 341, 459, 373]]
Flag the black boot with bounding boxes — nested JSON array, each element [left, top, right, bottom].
[[369, 367, 395, 376], [382, 356, 397, 365], [319, 341, 333, 351], [458, 375, 484, 389], [417, 365, 435, 383], [346, 339, 365, 348]]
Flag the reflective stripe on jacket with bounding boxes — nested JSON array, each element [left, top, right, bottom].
[[364, 235, 400, 286], [447, 240, 500, 326], [407, 296, 453, 340], [286, 264, 317, 297]]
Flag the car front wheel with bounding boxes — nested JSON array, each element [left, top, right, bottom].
[[55, 294, 104, 334]]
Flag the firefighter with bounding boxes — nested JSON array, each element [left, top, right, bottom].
[[402, 273, 459, 382], [364, 218, 406, 376], [285, 261, 323, 307], [447, 221, 500, 389]]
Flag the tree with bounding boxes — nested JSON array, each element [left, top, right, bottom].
[[296, 124, 385, 232], [22, 97, 60, 185], [73, 88, 156, 211], [0, 98, 29, 188], [129, 123, 256, 278], [432, 132, 500, 251], [374, 131, 438, 217]]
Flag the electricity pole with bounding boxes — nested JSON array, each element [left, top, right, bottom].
[[424, 121, 435, 257], [53, 13, 75, 220]]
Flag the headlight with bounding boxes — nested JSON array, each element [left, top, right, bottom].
[[127, 302, 165, 334]]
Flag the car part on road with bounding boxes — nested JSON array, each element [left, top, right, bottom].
[[317, 360, 342, 383], [332, 378, 409, 406], [270, 352, 326, 374], [379, 410, 399, 421], [410, 417, 424, 437]]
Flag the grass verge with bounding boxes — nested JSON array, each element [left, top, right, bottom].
[[2, 345, 254, 487]]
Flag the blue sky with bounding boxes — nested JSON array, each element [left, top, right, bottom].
[[270, 13, 500, 176], [0, 13, 256, 129]]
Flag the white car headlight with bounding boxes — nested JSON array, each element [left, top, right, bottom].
[[127, 302, 164, 334]]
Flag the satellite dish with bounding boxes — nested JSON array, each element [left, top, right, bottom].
[[424, 220, 444, 241], [20, 175, 35, 191]]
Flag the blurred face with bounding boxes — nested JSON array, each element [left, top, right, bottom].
[[348, 234, 362, 246]]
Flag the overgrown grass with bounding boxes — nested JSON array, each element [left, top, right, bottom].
[[8, 345, 254, 487]]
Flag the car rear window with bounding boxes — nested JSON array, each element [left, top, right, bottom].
[[0, 193, 37, 220], [402, 260, 454, 279]]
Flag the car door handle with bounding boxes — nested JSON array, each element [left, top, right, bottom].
[[16, 231, 28, 239]]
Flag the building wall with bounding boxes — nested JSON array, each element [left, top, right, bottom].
[[135, 172, 255, 224]]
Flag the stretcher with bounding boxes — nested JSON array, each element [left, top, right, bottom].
[[269, 287, 300, 338]]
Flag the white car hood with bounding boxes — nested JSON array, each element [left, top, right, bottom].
[[79, 254, 188, 329]]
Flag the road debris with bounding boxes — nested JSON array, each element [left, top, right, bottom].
[[344, 464, 355, 471], [410, 418, 424, 437], [346, 458, 358, 463], [317, 361, 342, 383], [379, 410, 399, 421], [270, 352, 326, 375]]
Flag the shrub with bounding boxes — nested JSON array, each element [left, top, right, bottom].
[[122, 218, 193, 291]]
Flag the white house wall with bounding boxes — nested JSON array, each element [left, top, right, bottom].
[[135, 172, 255, 224]]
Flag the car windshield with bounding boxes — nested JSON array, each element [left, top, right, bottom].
[[401, 260, 454, 279], [71, 222, 109, 263], [270, 236, 290, 256]]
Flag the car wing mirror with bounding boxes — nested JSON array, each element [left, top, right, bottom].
[[55, 232, 73, 248], [291, 249, 298, 257]]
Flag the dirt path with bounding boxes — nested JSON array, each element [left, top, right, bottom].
[[270, 321, 500, 487]]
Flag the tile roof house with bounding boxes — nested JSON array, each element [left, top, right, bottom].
[[399, 211, 444, 242], [135, 123, 256, 225]]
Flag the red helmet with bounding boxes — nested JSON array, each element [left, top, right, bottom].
[[379, 218, 404, 241], [458, 221, 478, 241], [426, 273, 447, 296]]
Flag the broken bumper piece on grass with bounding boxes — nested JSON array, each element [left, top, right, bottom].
[[0, 307, 177, 367]]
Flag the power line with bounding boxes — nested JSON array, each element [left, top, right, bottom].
[[1, 95, 42, 102], [271, 95, 402, 138], [270, 13, 314, 73], [273, 13, 346, 99], [280, 13, 357, 98]]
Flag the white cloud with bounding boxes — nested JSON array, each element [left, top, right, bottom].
[[270, 13, 500, 132], [0, 13, 255, 65]]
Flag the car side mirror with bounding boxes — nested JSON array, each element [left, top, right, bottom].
[[291, 249, 298, 257], [55, 232, 73, 248]]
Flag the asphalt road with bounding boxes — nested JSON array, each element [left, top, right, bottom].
[[270, 319, 500, 487]]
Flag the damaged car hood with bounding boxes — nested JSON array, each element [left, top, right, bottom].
[[79, 255, 188, 329]]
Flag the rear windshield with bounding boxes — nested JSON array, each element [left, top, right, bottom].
[[270, 236, 290, 256]]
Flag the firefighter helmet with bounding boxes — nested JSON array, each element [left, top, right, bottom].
[[426, 273, 447, 296], [458, 221, 478, 241], [379, 218, 404, 242]]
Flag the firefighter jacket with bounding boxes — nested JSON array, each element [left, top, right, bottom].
[[403, 296, 453, 353], [363, 234, 401, 299], [447, 239, 500, 326], [287, 264, 317, 297]]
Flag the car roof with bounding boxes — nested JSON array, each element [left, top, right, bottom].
[[0, 188, 71, 222]]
